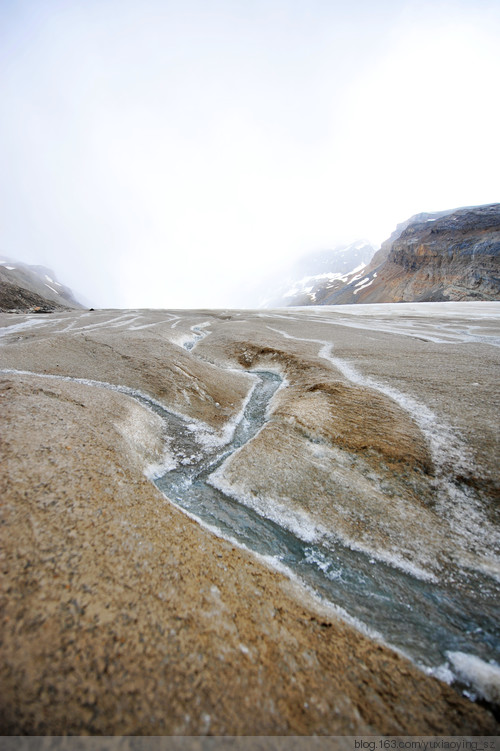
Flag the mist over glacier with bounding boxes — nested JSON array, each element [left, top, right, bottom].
[[1, 0, 499, 308]]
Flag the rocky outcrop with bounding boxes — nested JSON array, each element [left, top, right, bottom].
[[386, 204, 500, 302], [298, 204, 500, 305], [0, 279, 69, 312], [0, 257, 83, 311]]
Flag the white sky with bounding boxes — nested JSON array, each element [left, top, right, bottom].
[[1, 0, 499, 308]]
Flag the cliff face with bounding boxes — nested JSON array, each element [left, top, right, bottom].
[[387, 204, 500, 301], [304, 204, 500, 305]]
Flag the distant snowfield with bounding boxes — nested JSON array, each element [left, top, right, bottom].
[[316, 301, 500, 317], [286, 301, 500, 345], [2, 301, 498, 349]]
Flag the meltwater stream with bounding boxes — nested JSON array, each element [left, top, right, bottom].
[[144, 369, 500, 683]]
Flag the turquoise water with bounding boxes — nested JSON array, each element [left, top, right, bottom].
[[144, 370, 500, 675]]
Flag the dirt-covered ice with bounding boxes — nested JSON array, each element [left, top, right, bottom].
[[0, 303, 499, 734]]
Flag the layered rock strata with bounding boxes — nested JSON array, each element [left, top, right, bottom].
[[299, 204, 500, 305]]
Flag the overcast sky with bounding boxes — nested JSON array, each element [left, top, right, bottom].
[[1, 0, 499, 308]]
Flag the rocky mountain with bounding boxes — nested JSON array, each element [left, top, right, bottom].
[[261, 240, 376, 306], [298, 204, 500, 306], [0, 257, 84, 311]]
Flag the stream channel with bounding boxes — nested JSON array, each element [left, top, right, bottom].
[[134, 365, 500, 687]]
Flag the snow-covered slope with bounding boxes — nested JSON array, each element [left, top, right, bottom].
[[260, 241, 376, 307]]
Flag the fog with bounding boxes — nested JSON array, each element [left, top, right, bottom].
[[1, 0, 499, 308]]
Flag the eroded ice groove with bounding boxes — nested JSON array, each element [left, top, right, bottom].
[[153, 372, 500, 694], [266, 326, 500, 563], [3, 366, 499, 699], [182, 321, 212, 351]]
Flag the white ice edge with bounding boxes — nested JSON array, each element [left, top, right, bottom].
[[266, 325, 500, 567], [0, 367, 210, 440], [1, 364, 179, 479], [424, 651, 500, 704], [208, 470, 325, 544], [208, 466, 438, 582], [268, 323, 471, 478], [0, 317, 50, 339], [172, 320, 213, 350], [421, 661, 456, 685], [0, 364, 260, 455], [144, 448, 177, 480], [176, 317, 285, 450], [446, 651, 500, 703], [3, 365, 496, 697], [329, 532, 438, 582], [185, 369, 259, 449], [158, 489, 399, 658], [207, 409, 438, 583]]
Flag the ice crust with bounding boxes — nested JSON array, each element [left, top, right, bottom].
[[447, 651, 500, 703]]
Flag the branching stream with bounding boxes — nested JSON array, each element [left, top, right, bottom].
[[3, 316, 499, 698], [142, 366, 500, 688]]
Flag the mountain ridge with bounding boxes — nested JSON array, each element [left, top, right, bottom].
[[289, 203, 500, 306], [0, 257, 84, 311], [261, 240, 376, 306]]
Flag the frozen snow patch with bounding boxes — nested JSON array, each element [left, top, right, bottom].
[[447, 651, 500, 703], [145, 450, 177, 480], [0, 318, 47, 340], [353, 278, 374, 294], [421, 661, 455, 685], [354, 276, 370, 289]]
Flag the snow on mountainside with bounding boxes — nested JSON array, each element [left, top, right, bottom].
[[260, 241, 377, 307], [0, 257, 84, 311], [317, 204, 500, 305], [279, 204, 500, 306]]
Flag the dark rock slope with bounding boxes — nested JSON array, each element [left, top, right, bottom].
[[300, 204, 500, 305], [0, 258, 83, 311]]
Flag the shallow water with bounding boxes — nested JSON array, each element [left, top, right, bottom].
[[4, 359, 498, 684], [148, 369, 500, 678]]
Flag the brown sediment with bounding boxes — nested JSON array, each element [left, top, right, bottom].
[[0, 308, 498, 735]]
